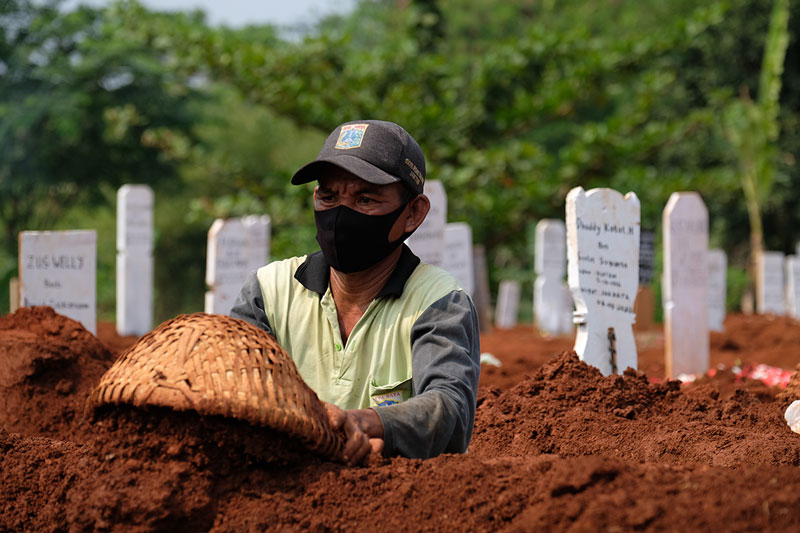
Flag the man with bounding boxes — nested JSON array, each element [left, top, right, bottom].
[[230, 120, 480, 465]]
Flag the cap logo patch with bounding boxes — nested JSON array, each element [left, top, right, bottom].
[[404, 158, 423, 185], [335, 123, 369, 150]]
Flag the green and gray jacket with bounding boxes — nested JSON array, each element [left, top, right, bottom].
[[229, 245, 480, 459]]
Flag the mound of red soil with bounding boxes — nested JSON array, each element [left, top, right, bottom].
[[0, 307, 114, 440], [710, 314, 800, 368], [472, 352, 799, 467], [0, 406, 314, 532], [3, 308, 800, 531]]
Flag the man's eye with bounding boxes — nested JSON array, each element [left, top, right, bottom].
[[358, 197, 374, 204]]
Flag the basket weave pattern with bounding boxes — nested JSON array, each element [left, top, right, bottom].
[[88, 313, 345, 458]]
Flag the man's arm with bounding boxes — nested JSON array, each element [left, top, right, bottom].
[[372, 290, 481, 459], [229, 271, 274, 335]]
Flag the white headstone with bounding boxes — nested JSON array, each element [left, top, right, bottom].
[[117, 185, 154, 252], [117, 253, 153, 334], [206, 218, 248, 315], [663, 192, 709, 378], [757, 251, 785, 315], [495, 280, 521, 329], [116, 185, 154, 336], [566, 187, 640, 375], [786, 255, 800, 319], [707, 248, 727, 332], [442, 222, 474, 295], [535, 219, 566, 277], [406, 180, 447, 266], [242, 215, 271, 272], [19, 230, 97, 335], [533, 219, 573, 335], [205, 217, 271, 315]]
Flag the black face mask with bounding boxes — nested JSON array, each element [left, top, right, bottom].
[[314, 202, 413, 273]]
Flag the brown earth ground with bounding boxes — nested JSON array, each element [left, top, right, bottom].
[[2, 306, 800, 532]]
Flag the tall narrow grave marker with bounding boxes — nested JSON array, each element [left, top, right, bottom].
[[116, 185, 154, 336], [19, 230, 97, 334], [757, 251, 785, 315], [534, 219, 572, 335], [707, 249, 727, 332], [442, 222, 474, 295], [406, 180, 446, 266], [663, 192, 709, 378], [566, 188, 640, 375], [495, 280, 521, 329], [786, 255, 800, 319]]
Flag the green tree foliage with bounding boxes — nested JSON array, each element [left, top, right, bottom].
[[142, 0, 797, 290], [0, 0, 198, 254], [722, 0, 791, 276], [4, 0, 798, 320]]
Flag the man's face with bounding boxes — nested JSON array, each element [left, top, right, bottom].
[[314, 169, 407, 216]]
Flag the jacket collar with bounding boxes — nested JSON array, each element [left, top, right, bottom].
[[294, 244, 421, 298]]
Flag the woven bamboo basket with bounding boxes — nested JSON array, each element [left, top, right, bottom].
[[88, 313, 345, 459]]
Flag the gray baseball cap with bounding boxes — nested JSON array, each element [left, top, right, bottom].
[[291, 120, 426, 195]]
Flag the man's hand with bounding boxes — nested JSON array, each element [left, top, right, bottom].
[[324, 403, 384, 466]]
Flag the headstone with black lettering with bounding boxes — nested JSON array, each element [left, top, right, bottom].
[[757, 250, 785, 315], [116, 185, 154, 336], [663, 192, 709, 378], [566, 187, 640, 375], [495, 280, 521, 329], [442, 222, 474, 295], [19, 230, 97, 334], [786, 255, 800, 319], [534, 219, 572, 335], [707, 248, 727, 332], [406, 180, 447, 267]]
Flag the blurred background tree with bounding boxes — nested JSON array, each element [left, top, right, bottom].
[[0, 0, 797, 323]]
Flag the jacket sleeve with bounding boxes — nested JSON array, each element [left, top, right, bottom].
[[372, 289, 481, 459], [228, 271, 274, 336]]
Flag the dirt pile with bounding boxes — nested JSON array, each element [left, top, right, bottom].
[[0, 406, 313, 532], [0, 306, 114, 439], [2, 308, 800, 531], [472, 352, 799, 467], [710, 314, 800, 368]]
